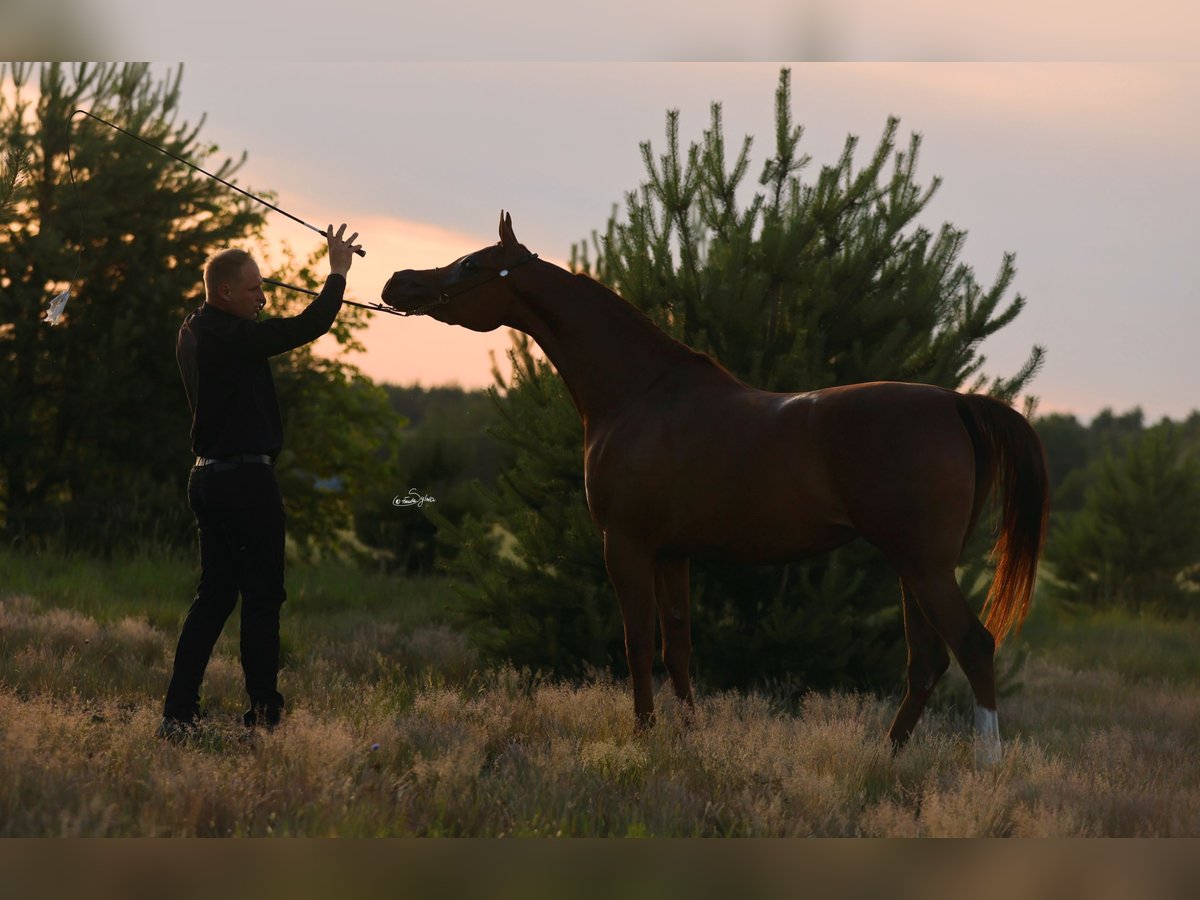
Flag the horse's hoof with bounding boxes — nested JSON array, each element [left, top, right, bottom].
[[634, 712, 656, 731]]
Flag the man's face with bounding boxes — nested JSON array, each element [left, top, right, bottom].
[[218, 259, 266, 320]]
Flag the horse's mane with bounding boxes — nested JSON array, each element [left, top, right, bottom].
[[568, 271, 737, 380]]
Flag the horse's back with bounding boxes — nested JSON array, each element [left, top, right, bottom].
[[586, 378, 982, 564]]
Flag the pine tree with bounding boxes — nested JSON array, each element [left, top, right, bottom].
[[0, 145, 30, 218], [442, 69, 1044, 693], [1049, 425, 1200, 614], [1037, 407, 1145, 522]]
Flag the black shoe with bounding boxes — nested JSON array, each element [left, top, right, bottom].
[[243, 705, 283, 731], [156, 716, 199, 744]]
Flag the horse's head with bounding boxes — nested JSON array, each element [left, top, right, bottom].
[[381, 211, 535, 332]]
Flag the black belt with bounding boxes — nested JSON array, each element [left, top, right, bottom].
[[194, 453, 273, 468]]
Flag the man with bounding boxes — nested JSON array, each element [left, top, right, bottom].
[[159, 224, 361, 739]]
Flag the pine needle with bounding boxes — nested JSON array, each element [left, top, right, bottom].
[[0, 145, 30, 216]]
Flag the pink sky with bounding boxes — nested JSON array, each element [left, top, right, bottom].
[[204, 62, 1196, 421], [266, 213, 570, 390]]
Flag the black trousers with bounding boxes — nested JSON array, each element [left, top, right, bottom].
[[163, 462, 286, 723]]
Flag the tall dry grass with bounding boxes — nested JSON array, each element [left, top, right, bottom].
[[3, 579, 1199, 836]]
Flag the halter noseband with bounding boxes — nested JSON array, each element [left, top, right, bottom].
[[397, 252, 539, 317]]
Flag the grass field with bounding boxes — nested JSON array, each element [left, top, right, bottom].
[[1, 547, 1198, 837]]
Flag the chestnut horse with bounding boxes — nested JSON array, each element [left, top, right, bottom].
[[382, 212, 1048, 764]]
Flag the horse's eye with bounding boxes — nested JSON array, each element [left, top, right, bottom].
[[462, 258, 477, 272]]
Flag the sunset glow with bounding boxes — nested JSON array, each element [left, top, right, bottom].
[[258, 212, 563, 389]]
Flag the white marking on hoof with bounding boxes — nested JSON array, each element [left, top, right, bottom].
[[974, 705, 1002, 767]]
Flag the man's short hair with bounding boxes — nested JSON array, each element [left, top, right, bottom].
[[204, 248, 256, 300]]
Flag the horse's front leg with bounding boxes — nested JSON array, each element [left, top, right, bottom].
[[655, 556, 694, 722], [603, 530, 658, 729]]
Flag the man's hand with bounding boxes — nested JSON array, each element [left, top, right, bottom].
[[327, 223, 361, 277]]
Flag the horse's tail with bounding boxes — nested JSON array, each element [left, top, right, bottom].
[[957, 392, 1050, 645]]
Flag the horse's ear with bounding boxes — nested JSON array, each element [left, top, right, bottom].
[[499, 210, 518, 248]]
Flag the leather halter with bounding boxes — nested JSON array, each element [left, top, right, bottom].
[[398, 252, 540, 317]]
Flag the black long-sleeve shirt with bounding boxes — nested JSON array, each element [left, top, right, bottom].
[[177, 275, 345, 459]]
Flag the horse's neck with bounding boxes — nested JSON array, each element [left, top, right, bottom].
[[507, 263, 706, 426]]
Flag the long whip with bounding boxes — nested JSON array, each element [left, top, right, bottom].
[[45, 108, 368, 325], [69, 109, 364, 256]]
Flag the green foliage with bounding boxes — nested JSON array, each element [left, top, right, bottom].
[[355, 385, 509, 574], [1038, 409, 1200, 616], [444, 69, 1043, 693], [1048, 424, 1200, 614], [0, 143, 30, 218], [1, 63, 259, 550], [1019, 593, 1200, 684], [0, 63, 400, 555], [1037, 408, 1146, 516]]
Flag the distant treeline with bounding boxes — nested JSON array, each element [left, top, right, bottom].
[[381, 385, 508, 487], [1037, 407, 1200, 614], [354, 385, 510, 575], [1038, 408, 1197, 512]]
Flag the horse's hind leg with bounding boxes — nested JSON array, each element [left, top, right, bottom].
[[655, 557, 694, 720], [901, 570, 1001, 765], [887, 580, 950, 752], [603, 531, 658, 729]]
